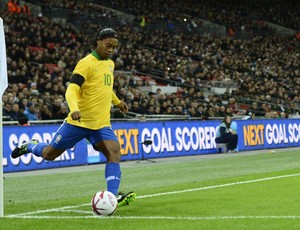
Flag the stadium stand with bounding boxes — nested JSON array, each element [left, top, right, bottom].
[[1, 0, 300, 123]]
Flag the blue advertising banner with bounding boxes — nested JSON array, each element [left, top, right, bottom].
[[114, 120, 218, 161], [238, 119, 300, 151], [3, 125, 87, 173], [3, 119, 300, 172]]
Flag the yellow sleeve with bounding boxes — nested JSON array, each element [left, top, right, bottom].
[[65, 83, 81, 112], [73, 58, 90, 80], [112, 91, 121, 105]]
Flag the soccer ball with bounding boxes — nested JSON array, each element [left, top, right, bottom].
[[91, 190, 118, 216]]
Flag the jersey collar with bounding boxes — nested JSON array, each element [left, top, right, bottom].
[[91, 50, 102, 60], [91, 50, 109, 60]]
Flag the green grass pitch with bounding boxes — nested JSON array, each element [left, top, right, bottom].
[[2, 148, 300, 229]]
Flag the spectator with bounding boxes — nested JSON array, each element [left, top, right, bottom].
[[130, 100, 143, 114], [215, 115, 238, 153], [225, 107, 233, 116], [243, 111, 255, 120], [21, 3, 31, 15], [40, 104, 53, 120], [219, 105, 226, 117], [53, 104, 69, 119], [246, 102, 258, 115], [23, 102, 38, 120], [10, 103, 26, 121], [147, 105, 155, 115], [18, 116, 30, 126], [3, 102, 12, 121]]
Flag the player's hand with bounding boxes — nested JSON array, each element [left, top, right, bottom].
[[116, 101, 128, 113], [71, 111, 81, 122]]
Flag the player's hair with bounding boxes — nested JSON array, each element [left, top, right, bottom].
[[93, 28, 118, 47], [97, 28, 118, 40]]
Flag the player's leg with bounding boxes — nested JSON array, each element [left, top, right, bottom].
[[12, 122, 86, 161], [95, 139, 121, 194], [89, 127, 136, 207], [95, 139, 136, 207], [11, 137, 65, 160]]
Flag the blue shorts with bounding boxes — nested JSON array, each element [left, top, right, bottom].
[[50, 122, 118, 150]]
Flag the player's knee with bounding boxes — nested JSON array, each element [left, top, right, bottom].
[[42, 145, 64, 161], [43, 154, 56, 161], [108, 151, 121, 162], [42, 148, 62, 161]]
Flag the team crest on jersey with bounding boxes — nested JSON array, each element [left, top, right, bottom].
[[55, 134, 62, 144], [109, 66, 113, 72]]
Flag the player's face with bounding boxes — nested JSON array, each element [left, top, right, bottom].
[[96, 38, 118, 59]]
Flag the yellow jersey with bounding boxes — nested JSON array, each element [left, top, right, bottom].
[[65, 51, 121, 130]]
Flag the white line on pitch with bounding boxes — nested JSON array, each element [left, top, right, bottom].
[[60, 210, 91, 214], [4, 215, 300, 220], [6, 172, 300, 217], [137, 172, 300, 199], [6, 204, 88, 216]]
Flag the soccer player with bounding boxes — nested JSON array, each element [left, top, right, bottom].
[[11, 28, 136, 207]]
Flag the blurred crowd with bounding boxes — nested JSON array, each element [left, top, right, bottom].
[[1, 0, 300, 124]]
